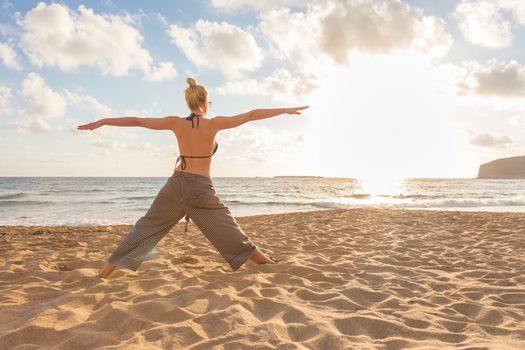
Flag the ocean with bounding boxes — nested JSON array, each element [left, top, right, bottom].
[[0, 176, 524, 226]]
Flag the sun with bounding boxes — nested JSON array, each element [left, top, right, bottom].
[[357, 175, 405, 197]]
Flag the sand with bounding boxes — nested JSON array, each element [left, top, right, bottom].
[[0, 208, 524, 349]]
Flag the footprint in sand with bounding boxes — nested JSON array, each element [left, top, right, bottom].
[[39, 260, 73, 271]]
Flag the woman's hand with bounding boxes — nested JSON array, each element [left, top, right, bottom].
[[286, 106, 309, 115], [77, 120, 104, 131]]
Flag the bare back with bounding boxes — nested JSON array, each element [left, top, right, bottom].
[[172, 116, 218, 180], [169, 106, 305, 179]]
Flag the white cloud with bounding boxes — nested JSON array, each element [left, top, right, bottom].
[[8, 73, 118, 134], [259, 8, 321, 73], [0, 42, 21, 69], [21, 73, 67, 118], [453, 0, 512, 48], [0, 23, 17, 37], [89, 137, 160, 152], [91, 126, 137, 139], [319, 0, 451, 62], [453, 0, 525, 48], [153, 13, 169, 27], [508, 115, 525, 127], [61, 118, 137, 137], [0, 86, 12, 115], [13, 74, 115, 135], [500, 0, 525, 23], [20, 72, 115, 119], [129, 142, 160, 152], [64, 90, 113, 115], [411, 15, 454, 59], [216, 123, 305, 163], [253, 1, 453, 108], [2, 1, 13, 10], [6, 117, 51, 134], [123, 108, 138, 115], [168, 19, 263, 78], [458, 60, 525, 97], [144, 61, 177, 82], [210, 0, 308, 11], [468, 130, 513, 149], [216, 68, 317, 100], [19, 3, 175, 81], [259, 0, 452, 71]]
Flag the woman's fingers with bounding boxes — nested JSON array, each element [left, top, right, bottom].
[[289, 105, 309, 115], [77, 121, 100, 130], [295, 106, 309, 113]]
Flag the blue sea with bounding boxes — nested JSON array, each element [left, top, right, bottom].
[[0, 176, 524, 226]]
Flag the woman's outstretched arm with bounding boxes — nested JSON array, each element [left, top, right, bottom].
[[250, 107, 308, 121], [77, 116, 179, 131], [211, 106, 309, 130]]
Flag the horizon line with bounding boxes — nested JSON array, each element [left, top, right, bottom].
[[0, 175, 482, 180]]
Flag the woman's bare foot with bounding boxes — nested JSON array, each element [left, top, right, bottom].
[[99, 262, 117, 278], [249, 247, 275, 265]]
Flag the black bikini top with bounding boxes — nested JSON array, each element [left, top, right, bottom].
[[175, 113, 219, 170]]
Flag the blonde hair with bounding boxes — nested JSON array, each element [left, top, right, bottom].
[[185, 77, 208, 111]]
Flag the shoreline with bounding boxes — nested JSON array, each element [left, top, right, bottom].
[[2, 207, 525, 229]]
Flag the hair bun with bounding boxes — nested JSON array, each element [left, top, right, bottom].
[[187, 77, 197, 87]]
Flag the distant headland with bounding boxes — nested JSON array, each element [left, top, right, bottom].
[[477, 156, 525, 179]]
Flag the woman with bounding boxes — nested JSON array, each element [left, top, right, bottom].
[[78, 77, 308, 278]]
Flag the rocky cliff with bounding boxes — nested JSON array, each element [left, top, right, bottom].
[[477, 156, 525, 179]]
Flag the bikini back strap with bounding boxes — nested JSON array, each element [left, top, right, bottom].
[[186, 113, 200, 129]]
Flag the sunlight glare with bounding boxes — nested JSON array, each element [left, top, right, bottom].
[[357, 175, 404, 198]]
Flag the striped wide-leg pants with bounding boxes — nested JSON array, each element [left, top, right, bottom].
[[107, 170, 257, 271]]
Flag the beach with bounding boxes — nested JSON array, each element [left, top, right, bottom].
[[1, 208, 524, 349]]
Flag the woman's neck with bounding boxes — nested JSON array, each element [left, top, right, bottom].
[[190, 111, 205, 117]]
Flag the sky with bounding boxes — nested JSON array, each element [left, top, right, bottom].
[[0, 0, 524, 179]]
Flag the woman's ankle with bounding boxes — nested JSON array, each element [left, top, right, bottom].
[[249, 247, 274, 264]]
